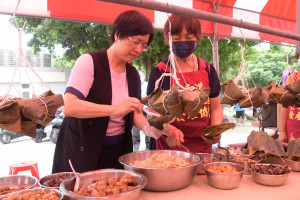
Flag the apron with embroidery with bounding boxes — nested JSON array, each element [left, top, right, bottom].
[[155, 57, 212, 153], [286, 72, 300, 141]]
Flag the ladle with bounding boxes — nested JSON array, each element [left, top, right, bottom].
[[69, 159, 80, 192]]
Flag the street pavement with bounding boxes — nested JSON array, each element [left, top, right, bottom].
[[0, 120, 269, 178]]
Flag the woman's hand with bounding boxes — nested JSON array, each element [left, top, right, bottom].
[[278, 131, 288, 143], [164, 124, 185, 147], [113, 97, 143, 117], [202, 133, 222, 144]]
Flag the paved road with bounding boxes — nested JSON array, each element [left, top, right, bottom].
[[0, 136, 55, 178], [0, 121, 268, 179]]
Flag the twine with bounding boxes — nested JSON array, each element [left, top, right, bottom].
[[190, 91, 201, 111], [37, 96, 49, 123], [223, 92, 238, 101], [280, 90, 289, 103]]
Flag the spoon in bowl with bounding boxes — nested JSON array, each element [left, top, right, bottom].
[[69, 159, 80, 192]]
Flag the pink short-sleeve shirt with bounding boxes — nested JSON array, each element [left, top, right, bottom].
[[66, 54, 128, 136]]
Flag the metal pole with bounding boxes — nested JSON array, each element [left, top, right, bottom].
[[297, 0, 300, 53], [97, 0, 300, 42]]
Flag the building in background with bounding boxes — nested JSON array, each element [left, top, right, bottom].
[[0, 48, 71, 97]]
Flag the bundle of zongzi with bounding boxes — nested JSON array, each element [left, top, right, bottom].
[[221, 79, 244, 106]]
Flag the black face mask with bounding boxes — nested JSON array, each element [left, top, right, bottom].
[[172, 41, 196, 58]]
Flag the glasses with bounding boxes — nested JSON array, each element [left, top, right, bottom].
[[128, 37, 150, 51]]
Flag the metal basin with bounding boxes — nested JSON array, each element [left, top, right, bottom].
[[0, 175, 37, 196], [285, 159, 300, 172], [0, 188, 63, 200], [119, 150, 201, 192], [230, 155, 262, 175], [204, 162, 244, 190], [196, 153, 221, 175], [251, 164, 291, 186], [60, 169, 147, 200], [39, 172, 75, 189], [212, 147, 248, 161]]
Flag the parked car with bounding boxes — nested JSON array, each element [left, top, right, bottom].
[[0, 128, 24, 144]]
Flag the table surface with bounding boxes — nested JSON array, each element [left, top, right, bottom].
[[140, 172, 300, 200]]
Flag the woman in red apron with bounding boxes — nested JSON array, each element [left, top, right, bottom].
[[279, 55, 300, 143], [147, 14, 223, 153]]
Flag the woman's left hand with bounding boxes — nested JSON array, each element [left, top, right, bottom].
[[202, 133, 222, 144], [164, 124, 185, 147]]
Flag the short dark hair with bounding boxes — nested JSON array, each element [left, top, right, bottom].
[[110, 10, 154, 45], [163, 14, 202, 44]]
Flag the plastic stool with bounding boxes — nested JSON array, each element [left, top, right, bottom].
[[9, 161, 40, 186]]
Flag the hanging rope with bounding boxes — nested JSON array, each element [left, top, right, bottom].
[[5, 0, 53, 99]]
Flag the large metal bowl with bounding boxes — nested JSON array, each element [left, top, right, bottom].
[[0, 175, 37, 196], [118, 150, 201, 192], [196, 153, 221, 175], [285, 159, 300, 172], [60, 169, 147, 200], [204, 162, 244, 190], [251, 164, 291, 186], [230, 155, 262, 175], [39, 172, 75, 189], [0, 188, 63, 200]]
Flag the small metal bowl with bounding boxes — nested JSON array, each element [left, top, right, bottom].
[[196, 153, 221, 175], [60, 169, 147, 200], [204, 162, 244, 190], [39, 172, 75, 189], [230, 155, 262, 175], [212, 147, 248, 161], [119, 150, 201, 192], [251, 164, 291, 186], [0, 188, 63, 200], [285, 159, 300, 172], [0, 175, 37, 196]]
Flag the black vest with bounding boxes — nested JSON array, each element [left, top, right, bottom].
[[52, 50, 141, 173]]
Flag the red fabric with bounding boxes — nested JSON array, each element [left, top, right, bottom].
[[47, 0, 154, 23], [156, 58, 212, 153], [286, 72, 300, 141], [44, 0, 297, 44]]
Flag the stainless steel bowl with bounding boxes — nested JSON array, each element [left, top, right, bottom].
[[285, 159, 300, 172], [39, 172, 75, 189], [60, 169, 147, 200], [119, 150, 201, 192], [251, 164, 291, 186], [196, 153, 221, 175], [204, 162, 244, 190], [0, 188, 63, 200], [0, 175, 37, 196], [212, 147, 248, 161], [230, 155, 262, 175]]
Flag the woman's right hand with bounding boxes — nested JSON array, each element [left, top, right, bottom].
[[113, 97, 143, 117], [164, 124, 185, 147]]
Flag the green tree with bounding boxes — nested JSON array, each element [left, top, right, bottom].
[[13, 17, 111, 67], [245, 45, 297, 88]]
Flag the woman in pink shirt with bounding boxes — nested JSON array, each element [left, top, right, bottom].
[[52, 10, 184, 173]]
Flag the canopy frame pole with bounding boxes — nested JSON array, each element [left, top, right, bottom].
[[212, 0, 220, 76], [97, 0, 300, 42], [297, 0, 300, 53]]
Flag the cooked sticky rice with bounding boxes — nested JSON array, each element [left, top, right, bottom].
[[131, 153, 191, 168]]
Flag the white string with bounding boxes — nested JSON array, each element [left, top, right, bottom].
[[154, 13, 195, 92]]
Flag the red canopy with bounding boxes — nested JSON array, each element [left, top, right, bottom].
[[0, 0, 297, 44]]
